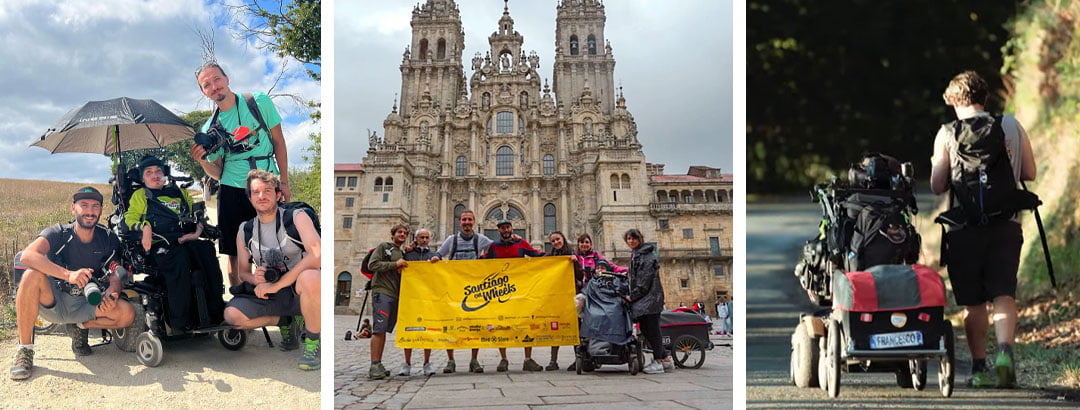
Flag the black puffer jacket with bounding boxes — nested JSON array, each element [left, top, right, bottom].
[[628, 243, 664, 319]]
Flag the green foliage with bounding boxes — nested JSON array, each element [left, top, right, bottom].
[[289, 132, 321, 214], [748, 0, 1015, 192], [235, 0, 321, 81]]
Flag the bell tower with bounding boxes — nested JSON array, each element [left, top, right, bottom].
[[399, 0, 466, 117], [552, 0, 616, 116]]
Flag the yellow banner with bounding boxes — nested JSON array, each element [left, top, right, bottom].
[[396, 256, 580, 349]]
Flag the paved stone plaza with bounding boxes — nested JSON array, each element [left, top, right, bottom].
[[334, 315, 733, 409]]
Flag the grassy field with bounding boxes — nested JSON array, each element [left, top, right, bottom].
[[0, 178, 115, 339]]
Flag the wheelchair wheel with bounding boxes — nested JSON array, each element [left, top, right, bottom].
[[940, 321, 956, 397], [135, 332, 164, 367], [672, 334, 706, 369], [34, 317, 57, 334], [826, 319, 842, 398], [219, 328, 247, 351], [112, 302, 146, 352], [628, 340, 642, 375], [791, 322, 819, 388]]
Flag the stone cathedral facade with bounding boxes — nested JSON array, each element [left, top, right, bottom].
[[334, 0, 733, 317]]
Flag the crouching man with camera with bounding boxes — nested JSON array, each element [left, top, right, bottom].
[[10, 187, 135, 380], [225, 170, 321, 370]]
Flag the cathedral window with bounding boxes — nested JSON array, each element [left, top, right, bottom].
[[544, 204, 557, 235], [496, 111, 513, 134], [657, 191, 668, 202], [374, 177, 383, 192], [385, 177, 394, 192], [347, 177, 358, 187], [487, 118, 492, 134], [336, 177, 345, 188], [669, 190, 678, 202], [419, 39, 429, 60], [569, 35, 579, 56], [437, 38, 446, 59], [705, 190, 717, 203], [506, 205, 525, 220], [621, 174, 631, 189], [587, 34, 597, 55], [343, 216, 353, 229], [543, 154, 555, 175], [456, 156, 467, 176], [683, 190, 693, 203], [496, 146, 514, 176], [486, 208, 504, 221], [610, 174, 619, 189], [345, 197, 354, 208]]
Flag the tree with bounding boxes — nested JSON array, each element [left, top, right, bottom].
[[230, 0, 321, 81], [289, 132, 321, 214]]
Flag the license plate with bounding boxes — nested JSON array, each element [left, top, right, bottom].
[[869, 330, 923, 349]]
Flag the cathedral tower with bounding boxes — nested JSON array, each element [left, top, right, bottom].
[[552, 0, 616, 116], [397, 0, 466, 122]]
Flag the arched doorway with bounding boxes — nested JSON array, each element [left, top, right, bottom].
[[483, 204, 526, 241], [336, 271, 353, 307]]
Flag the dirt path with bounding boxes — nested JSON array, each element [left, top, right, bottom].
[[1, 325, 318, 408]]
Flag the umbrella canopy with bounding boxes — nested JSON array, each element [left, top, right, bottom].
[[33, 97, 194, 154]]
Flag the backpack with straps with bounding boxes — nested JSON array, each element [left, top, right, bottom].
[[449, 233, 480, 260], [938, 115, 1040, 226], [359, 242, 394, 279], [242, 202, 321, 254]]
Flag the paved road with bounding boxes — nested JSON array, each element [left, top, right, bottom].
[[745, 199, 1072, 408], [334, 314, 732, 409]]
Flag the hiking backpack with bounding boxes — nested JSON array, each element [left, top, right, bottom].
[[838, 193, 921, 272], [242, 201, 321, 254], [941, 115, 1039, 226]]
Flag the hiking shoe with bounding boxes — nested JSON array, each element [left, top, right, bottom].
[[523, 358, 543, 372], [497, 358, 509, 372], [545, 360, 559, 371], [995, 351, 1017, 388], [279, 315, 302, 351], [469, 359, 484, 373], [967, 370, 994, 388], [298, 337, 320, 371], [643, 361, 664, 374], [662, 356, 675, 372], [398, 364, 411, 376], [423, 362, 435, 376], [10, 347, 34, 381], [368, 362, 390, 379], [65, 324, 92, 356], [443, 359, 456, 374]]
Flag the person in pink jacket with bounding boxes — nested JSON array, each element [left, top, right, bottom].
[[574, 234, 626, 289]]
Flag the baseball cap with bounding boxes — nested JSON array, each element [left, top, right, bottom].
[[72, 186, 103, 204], [138, 155, 165, 174], [497, 219, 512, 227]]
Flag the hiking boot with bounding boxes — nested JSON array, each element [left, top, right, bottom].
[[368, 362, 390, 379], [423, 362, 435, 376], [523, 358, 543, 372], [65, 324, 92, 356], [469, 359, 484, 373], [279, 316, 302, 351], [398, 364, 411, 376], [497, 358, 509, 372], [10, 347, 33, 381], [298, 337, 320, 371], [643, 361, 664, 374], [443, 359, 456, 374], [545, 360, 559, 371], [995, 351, 1017, 388], [966, 370, 994, 388]]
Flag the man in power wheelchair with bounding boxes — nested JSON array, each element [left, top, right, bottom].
[[105, 156, 235, 366]]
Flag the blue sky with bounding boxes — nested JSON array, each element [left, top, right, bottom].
[[334, 0, 734, 175], [0, 0, 320, 183]]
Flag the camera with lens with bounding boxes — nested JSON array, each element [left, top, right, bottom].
[[63, 261, 128, 306], [259, 249, 288, 283], [193, 121, 232, 160], [263, 266, 287, 283]]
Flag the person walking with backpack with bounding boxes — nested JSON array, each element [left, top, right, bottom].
[[190, 62, 291, 289], [430, 210, 493, 373], [226, 170, 321, 371], [365, 224, 410, 380], [931, 71, 1036, 388]]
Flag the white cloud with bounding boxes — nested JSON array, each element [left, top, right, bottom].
[[0, 0, 320, 183]]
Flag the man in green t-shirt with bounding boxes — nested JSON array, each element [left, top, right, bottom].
[[366, 224, 409, 380], [190, 62, 290, 288], [124, 156, 225, 330]]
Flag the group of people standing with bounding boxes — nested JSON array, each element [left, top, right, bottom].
[[365, 209, 673, 379], [10, 62, 321, 381]]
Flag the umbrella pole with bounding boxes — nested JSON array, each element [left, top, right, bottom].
[[114, 125, 121, 203]]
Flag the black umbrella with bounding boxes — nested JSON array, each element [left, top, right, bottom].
[[34, 97, 194, 155], [33, 97, 196, 202]]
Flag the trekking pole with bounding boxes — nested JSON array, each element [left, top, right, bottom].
[[1020, 181, 1056, 288]]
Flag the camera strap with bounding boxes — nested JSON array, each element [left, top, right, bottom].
[[211, 93, 277, 172]]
